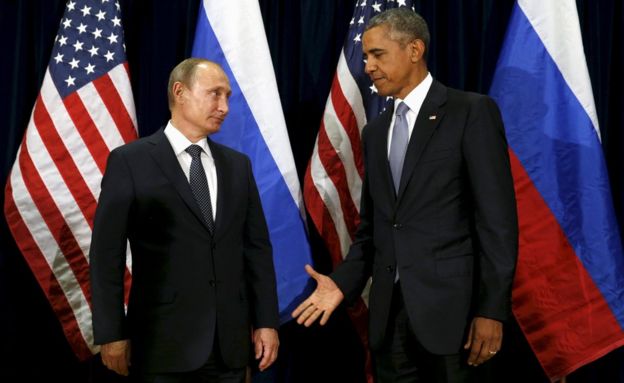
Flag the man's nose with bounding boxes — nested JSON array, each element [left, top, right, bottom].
[[219, 97, 229, 115], [364, 59, 374, 74]]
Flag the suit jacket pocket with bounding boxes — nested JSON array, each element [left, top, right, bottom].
[[435, 254, 473, 278]]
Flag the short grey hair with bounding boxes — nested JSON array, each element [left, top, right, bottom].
[[366, 8, 430, 58], [167, 58, 216, 110]]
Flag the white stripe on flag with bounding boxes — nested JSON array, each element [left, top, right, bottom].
[[24, 128, 93, 256], [78, 82, 126, 153], [309, 141, 353, 257], [9, 159, 97, 353], [518, 0, 600, 137], [39, 71, 102, 197], [336, 52, 368, 131], [201, 0, 303, 210], [322, 95, 363, 213], [108, 64, 138, 130]]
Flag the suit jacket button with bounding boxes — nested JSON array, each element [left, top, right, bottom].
[[393, 223, 402, 229], [386, 266, 394, 273], [209, 280, 216, 287]]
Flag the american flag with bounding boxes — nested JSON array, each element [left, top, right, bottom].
[[302, 0, 413, 381], [3, 0, 136, 360]]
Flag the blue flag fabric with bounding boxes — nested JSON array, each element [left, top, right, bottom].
[[191, 0, 313, 324]]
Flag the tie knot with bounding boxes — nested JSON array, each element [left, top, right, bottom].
[[186, 144, 203, 159], [395, 102, 410, 117]]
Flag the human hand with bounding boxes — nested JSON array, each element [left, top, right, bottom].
[[464, 317, 502, 366], [291, 265, 344, 326], [253, 328, 279, 371], [101, 339, 131, 376]]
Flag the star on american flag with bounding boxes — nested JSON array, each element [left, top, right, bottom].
[[49, 0, 126, 95], [343, 0, 414, 118]]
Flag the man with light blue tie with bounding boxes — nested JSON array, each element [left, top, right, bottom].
[[293, 8, 518, 383]]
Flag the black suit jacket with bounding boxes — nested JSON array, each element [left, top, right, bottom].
[[332, 80, 518, 354], [90, 129, 278, 373]]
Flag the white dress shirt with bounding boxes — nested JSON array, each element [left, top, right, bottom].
[[164, 121, 217, 219], [387, 73, 433, 155]]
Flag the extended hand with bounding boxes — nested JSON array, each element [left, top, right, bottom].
[[464, 317, 503, 366], [253, 328, 279, 371], [291, 264, 344, 326], [101, 339, 131, 376]]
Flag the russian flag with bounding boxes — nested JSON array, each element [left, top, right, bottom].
[[489, 0, 624, 379], [191, 0, 313, 323]]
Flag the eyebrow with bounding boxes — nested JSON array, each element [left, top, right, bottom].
[[366, 48, 386, 55], [207, 86, 232, 95]]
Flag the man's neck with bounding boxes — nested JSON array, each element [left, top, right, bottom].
[[169, 116, 205, 143]]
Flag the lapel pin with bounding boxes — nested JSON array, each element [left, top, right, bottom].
[[429, 115, 437, 120]]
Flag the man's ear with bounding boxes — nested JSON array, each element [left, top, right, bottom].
[[410, 39, 425, 63], [172, 82, 185, 104]]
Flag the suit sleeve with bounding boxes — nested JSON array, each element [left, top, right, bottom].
[[463, 95, 519, 321], [89, 149, 134, 344], [242, 158, 279, 329]]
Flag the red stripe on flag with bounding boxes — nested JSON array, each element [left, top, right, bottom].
[[509, 149, 624, 379], [92, 74, 137, 144], [304, 162, 373, 383], [4, 181, 93, 360], [316, 122, 361, 238], [32, 96, 97, 226], [304, 164, 345, 266], [63, 92, 110, 173], [330, 76, 364, 178], [17, 143, 92, 306]]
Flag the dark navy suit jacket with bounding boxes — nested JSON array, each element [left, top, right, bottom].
[[332, 81, 518, 354], [90, 129, 278, 373]]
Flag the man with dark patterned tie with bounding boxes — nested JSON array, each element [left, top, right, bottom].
[[90, 58, 279, 382], [293, 8, 518, 383]]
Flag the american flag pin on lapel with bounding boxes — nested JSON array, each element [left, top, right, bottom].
[[429, 115, 437, 120]]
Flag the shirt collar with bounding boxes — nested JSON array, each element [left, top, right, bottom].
[[393, 72, 433, 114], [164, 121, 212, 159]]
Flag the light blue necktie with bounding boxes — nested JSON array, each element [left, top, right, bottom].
[[186, 144, 215, 234], [389, 102, 410, 195]]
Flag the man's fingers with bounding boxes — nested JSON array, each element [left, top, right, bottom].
[[255, 336, 263, 359], [104, 356, 128, 376], [295, 303, 318, 325], [101, 340, 130, 375], [257, 341, 278, 371], [464, 320, 474, 349], [467, 339, 483, 366], [304, 264, 321, 280], [299, 305, 320, 327], [292, 299, 312, 318], [303, 308, 323, 327]]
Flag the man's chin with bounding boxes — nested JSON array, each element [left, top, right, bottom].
[[205, 125, 221, 135], [376, 89, 392, 98]]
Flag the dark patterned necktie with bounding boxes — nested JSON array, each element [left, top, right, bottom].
[[389, 102, 410, 194], [185, 144, 215, 234]]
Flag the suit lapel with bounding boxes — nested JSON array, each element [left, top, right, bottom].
[[396, 81, 447, 201], [207, 138, 226, 239], [367, 109, 396, 207], [148, 129, 214, 235]]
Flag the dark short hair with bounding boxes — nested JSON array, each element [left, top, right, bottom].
[[167, 58, 217, 109], [366, 8, 430, 59]]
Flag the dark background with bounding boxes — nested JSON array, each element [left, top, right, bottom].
[[1, 0, 623, 382]]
